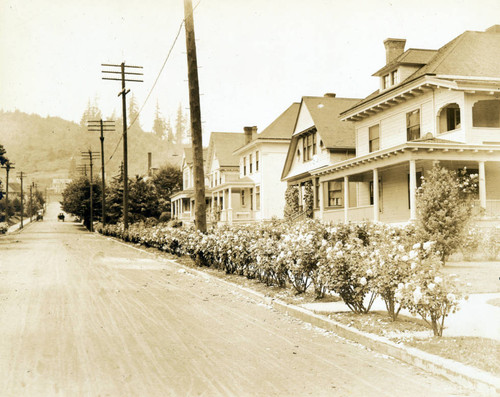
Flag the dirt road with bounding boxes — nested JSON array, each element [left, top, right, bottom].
[[0, 203, 470, 396]]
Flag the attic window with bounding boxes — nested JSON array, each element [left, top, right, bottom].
[[320, 140, 324, 148], [383, 74, 390, 89], [297, 149, 301, 158], [391, 70, 399, 85]]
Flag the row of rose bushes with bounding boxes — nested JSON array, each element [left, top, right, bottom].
[[461, 227, 500, 261], [97, 220, 462, 336]]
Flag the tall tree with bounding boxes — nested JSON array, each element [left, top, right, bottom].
[[80, 98, 102, 127], [165, 117, 174, 144], [128, 93, 142, 133], [174, 103, 186, 145], [61, 176, 102, 230], [152, 101, 167, 139], [152, 165, 182, 213]]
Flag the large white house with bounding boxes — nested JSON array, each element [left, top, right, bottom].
[[312, 25, 500, 224]]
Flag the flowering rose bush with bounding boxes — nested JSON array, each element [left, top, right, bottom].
[[318, 235, 376, 313], [394, 246, 462, 336]]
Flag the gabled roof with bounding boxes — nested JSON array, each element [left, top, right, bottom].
[[182, 147, 208, 166], [281, 95, 359, 181], [258, 102, 301, 140], [296, 96, 360, 148], [234, 102, 300, 154], [207, 132, 246, 169]]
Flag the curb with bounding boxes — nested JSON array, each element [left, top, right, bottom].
[[102, 235, 500, 396]]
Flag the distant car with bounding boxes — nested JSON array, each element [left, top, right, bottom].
[[58, 213, 65, 222], [36, 211, 43, 221]]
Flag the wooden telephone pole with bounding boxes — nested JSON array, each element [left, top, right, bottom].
[[17, 172, 25, 229], [102, 63, 143, 230], [88, 119, 115, 227], [184, 0, 207, 232], [81, 150, 100, 232]]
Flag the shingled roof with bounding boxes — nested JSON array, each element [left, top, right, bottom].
[[296, 96, 360, 149], [408, 28, 500, 80], [258, 102, 301, 140], [208, 132, 246, 167], [182, 147, 208, 165]]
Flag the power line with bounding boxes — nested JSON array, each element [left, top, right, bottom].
[[103, 0, 202, 168]]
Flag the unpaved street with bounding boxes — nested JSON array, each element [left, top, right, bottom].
[[0, 203, 469, 396]]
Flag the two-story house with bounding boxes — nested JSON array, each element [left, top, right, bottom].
[[281, 94, 360, 219], [170, 147, 208, 222], [205, 132, 247, 223], [230, 102, 300, 222], [313, 25, 500, 224]]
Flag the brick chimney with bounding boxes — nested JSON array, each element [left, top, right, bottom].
[[383, 38, 406, 64], [324, 93, 336, 98], [243, 126, 257, 145]]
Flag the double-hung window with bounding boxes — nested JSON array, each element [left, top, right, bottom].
[[369, 125, 380, 152], [406, 109, 421, 141]]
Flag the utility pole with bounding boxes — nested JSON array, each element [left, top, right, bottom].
[[1, 161, 14, 224], [17, 172, 25, 229], [81, 150, 100, 232], [88, 119, 114, 227], [184, 0, 207, 233], [102, 63, 143, 230]]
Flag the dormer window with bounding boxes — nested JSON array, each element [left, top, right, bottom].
[[391, 70, 398, 85], [383, 70, 398, 90], [383, 74, 390, 89]]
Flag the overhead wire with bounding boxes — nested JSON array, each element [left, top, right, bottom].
[[103, 0, 202, 171]]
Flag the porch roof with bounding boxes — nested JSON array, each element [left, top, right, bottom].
[[170, 187, 212, 200], [210, 178, 256, 193], [312, 142, 500, 179]]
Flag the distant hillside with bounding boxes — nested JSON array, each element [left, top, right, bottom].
[[0, 110, 182, 187]]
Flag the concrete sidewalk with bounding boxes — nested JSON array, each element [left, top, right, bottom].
[[6, 217, 32, 233], [301, 293, 500, 341]]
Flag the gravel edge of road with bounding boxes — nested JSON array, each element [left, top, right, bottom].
[[102, 234, 500, 396]]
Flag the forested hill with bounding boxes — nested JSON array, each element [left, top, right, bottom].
[[0, 110, 182, 185]]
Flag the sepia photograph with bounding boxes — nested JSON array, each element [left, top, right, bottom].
[[0, 0, 499, 395]]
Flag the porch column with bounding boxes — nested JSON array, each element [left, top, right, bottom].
[[344, 176, 349, 223], [228, 187, 232, 209], [319, 181, 324, 219], [409, 160, 417, 220], [171, 200, 174, 219], [373, 168, 379, 222], [190, 199, 193, 215], [180, 198, 183, 215], [478, 160, 486, 209]]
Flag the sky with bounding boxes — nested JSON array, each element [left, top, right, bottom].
[[1, 0, 500, 142]]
